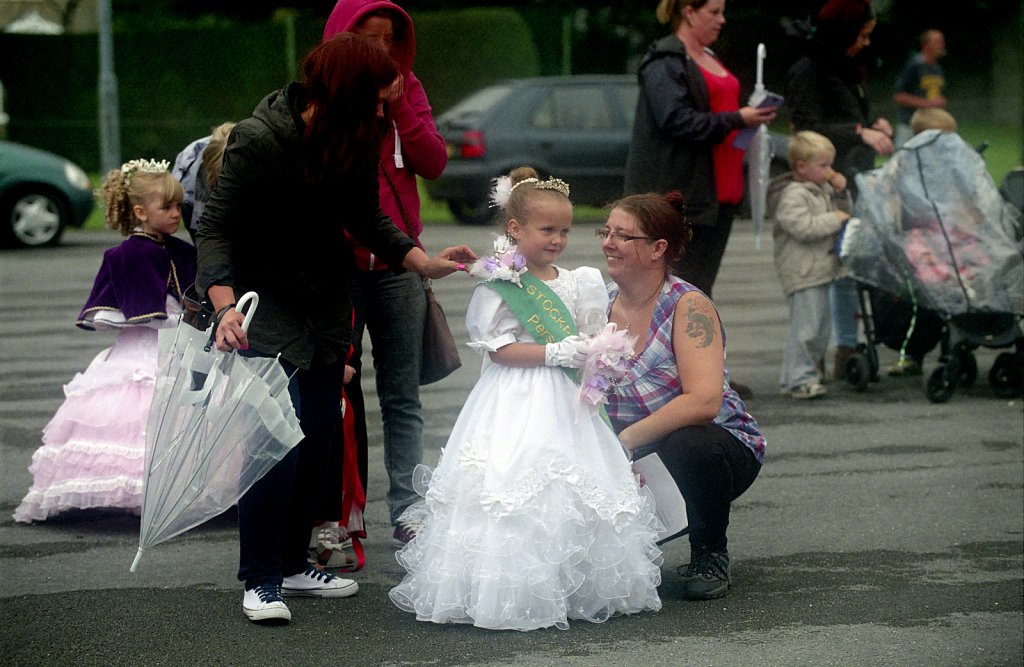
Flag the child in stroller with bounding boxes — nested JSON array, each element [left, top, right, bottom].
[[839, 113, 1024, 402]]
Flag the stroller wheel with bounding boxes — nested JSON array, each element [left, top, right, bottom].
[[957, 350, 978, 388], [925, 366, 955, 403], [989, 353, 1024, 398], [844, 353, 871, 392]]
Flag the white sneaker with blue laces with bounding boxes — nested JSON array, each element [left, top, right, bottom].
[[242, 584, 291, 623], [281, 564, 358, 598]]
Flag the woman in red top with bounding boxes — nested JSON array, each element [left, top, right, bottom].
[[624, 0, 776, 299]]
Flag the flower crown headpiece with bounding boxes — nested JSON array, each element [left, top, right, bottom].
[[489, 175, 571, 209], [120, 158, 170, 187]]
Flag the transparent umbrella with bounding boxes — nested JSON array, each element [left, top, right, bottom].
[[739, 43, 779, 250], [130, 292, 303, 572]]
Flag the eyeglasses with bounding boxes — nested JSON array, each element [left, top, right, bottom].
[[595, 228, 653, 243]]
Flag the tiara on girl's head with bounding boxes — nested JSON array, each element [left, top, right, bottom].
[[490, 175, 571, 209], [533, 177, 570, 198], [120, 158, 170, 187]]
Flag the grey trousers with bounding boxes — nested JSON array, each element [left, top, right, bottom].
[[780, 284, 831, 389]]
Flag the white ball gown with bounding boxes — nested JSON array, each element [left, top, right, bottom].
[[389, 267, 662, 631]]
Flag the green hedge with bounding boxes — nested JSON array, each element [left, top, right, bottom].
[[0, 8, 538, 171], [412, 8, 539, 115]]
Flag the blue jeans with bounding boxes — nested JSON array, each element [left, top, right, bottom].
[[350, 270, 426, 525], [237, 356, 345, 588], [830, 277, 861, 349]]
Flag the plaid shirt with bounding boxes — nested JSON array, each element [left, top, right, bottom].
[[606, 276, 766, 464]]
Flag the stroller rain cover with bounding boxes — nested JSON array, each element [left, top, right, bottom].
[[842, 130, 1023, 317]]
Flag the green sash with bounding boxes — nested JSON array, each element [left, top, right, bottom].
[[484, 273, 613, 427], [484, 272, 580, 386], [484, 272, 577, 345]]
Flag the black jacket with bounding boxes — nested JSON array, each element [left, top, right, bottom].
[[196, 83, 416, 369], [785, 56, 877, 183], [623, 35, 744, 227]]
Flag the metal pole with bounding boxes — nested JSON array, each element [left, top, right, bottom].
[[98, 0, 120, 172]]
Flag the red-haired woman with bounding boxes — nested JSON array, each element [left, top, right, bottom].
[[600, 191, 765, 601], [196, 33, 474, 625]]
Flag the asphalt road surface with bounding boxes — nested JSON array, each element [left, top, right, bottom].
[[1, 220, 1021, 666]]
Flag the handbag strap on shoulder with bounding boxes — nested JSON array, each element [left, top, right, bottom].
[[381, 165, 419, 245]]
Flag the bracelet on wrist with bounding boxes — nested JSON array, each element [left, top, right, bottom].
[[213, 303, 236, 327]]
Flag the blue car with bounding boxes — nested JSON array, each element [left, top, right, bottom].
[[0, 140, 95, 247]]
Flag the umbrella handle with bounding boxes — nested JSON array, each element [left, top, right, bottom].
[[756, 43, 766, 87], [236, 292, 259, 333], [130, 546, 144, 572]]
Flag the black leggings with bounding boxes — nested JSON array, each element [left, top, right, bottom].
[[673, 203, 737, 299], [638, 423, 761, 554]]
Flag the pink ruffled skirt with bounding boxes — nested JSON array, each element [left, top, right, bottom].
[[13, 327, 158, 523]]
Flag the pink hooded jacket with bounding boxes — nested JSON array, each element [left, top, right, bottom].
[[324, 0, 447, 270]]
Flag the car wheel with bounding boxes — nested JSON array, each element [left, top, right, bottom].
[[448, 198, 495, 225], [3, 188, 68, 247]]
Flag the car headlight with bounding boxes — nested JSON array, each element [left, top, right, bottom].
[[64, 161, 91, 190]]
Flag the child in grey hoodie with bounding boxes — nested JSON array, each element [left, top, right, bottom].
[[768, 131, 853, 398]]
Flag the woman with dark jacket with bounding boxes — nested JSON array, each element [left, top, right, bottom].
[[196, 33, 474, 625], [624, 0, 776, 299], [785, 0, 893, 379], [785, 0, 893, 187]]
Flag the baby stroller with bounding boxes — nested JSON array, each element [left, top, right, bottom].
[[839, 129, 1024, 402]]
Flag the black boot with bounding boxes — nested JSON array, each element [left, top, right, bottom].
[[677, 546, 730, 600]]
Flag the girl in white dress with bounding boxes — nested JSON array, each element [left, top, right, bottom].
[[389, 167, 662, 631]]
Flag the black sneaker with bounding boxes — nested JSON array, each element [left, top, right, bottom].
[[677, 548, 730, 600]]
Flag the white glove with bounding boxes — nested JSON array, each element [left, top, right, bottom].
[[545, 335, 588, 368]]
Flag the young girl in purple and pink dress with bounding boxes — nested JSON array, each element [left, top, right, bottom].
[[14, 160, 196, 523]]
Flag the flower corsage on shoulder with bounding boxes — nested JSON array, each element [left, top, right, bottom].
[[467, 235, 527, 287]]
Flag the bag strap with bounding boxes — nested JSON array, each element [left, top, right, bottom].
[[381, 164, 419, 245]]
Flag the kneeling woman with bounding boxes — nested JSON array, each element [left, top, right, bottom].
[[599, 191, 766, 600]]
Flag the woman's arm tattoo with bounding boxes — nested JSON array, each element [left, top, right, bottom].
[[684, 301, 716, 348]]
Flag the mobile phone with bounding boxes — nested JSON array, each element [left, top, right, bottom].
[[758, 92, 784, 109]]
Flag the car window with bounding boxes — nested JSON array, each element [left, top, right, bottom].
[[612, 83, 639, 126], [530, 86, 614, 131], [441, 84, 513, 123]]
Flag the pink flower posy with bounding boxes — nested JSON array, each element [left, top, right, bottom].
[[577, 323, 637, 411]]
